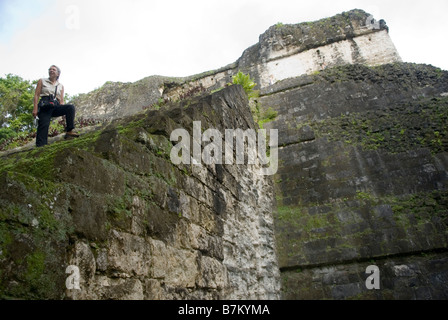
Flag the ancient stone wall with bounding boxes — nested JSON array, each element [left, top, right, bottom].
[[2, 9, 447, 301], [261, 63, 448, 299], [0, 85, 280, 299], [238, 10, 400, 89]]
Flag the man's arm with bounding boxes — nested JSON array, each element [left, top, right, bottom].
[[33, 79, 42, 118], [60, 85, 64, 105]]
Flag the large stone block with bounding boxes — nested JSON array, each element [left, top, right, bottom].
[[149, 239, 199, 288]]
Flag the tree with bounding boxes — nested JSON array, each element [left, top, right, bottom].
[[0, 74, 36, 142]]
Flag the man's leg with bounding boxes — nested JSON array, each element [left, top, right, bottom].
[[36, 107, 53, 147], [52, 104, 77, 133]]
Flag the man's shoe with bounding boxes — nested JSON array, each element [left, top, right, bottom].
[[65, 131, 80, 139]]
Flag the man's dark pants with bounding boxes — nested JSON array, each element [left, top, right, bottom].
[[36, 104, 76, 147]]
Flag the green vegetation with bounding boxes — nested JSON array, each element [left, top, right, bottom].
[[0, 74, 36, 134], [231, 71, 278, 128], [0, 169, 75, 299], [257, 107, 278, 129], [306, 96, 448, 154], [276, 189, 448, 260], [390, 190, 448, 228], [0, 74, 36, 149], [232, 71, 258, 99], [355, 191, 374, 201]]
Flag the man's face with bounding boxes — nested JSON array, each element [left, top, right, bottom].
[[49, 66, 59, 78]]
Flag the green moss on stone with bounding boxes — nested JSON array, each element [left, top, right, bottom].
[[309, 96, 448, 154]]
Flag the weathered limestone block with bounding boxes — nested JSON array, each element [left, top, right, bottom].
[[130, 195, 147, 236], [67, 240, 96, 285], [197, 256, 228, 290], [74, 276, 145, 300], [103, 278, 145, 300], [107, 230, 151, 277], [149, 239, 199, 288], [55, 147, 126, 196], [143, 279, 164, 300]]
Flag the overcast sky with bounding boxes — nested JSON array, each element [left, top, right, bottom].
[[1, 0, 447, 96]]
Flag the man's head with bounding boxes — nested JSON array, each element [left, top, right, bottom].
[[49, 65, 61, 80]]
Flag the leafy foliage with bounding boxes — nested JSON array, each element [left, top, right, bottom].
[[232, 71, 258, 99], [0, 74, 36, 139], [231, 71, 276, 128]]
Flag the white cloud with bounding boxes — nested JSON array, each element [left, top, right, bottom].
[[1, 0, 447, 95]]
